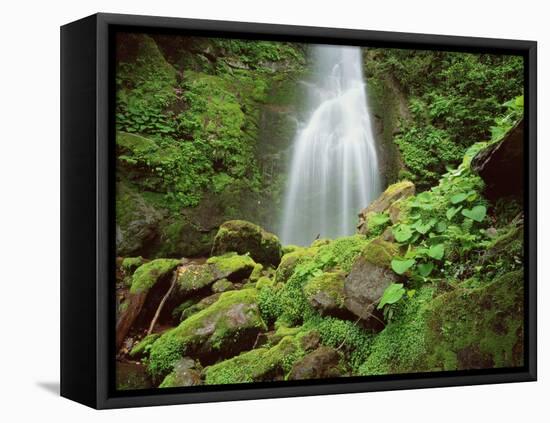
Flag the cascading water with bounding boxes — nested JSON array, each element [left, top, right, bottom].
[[280, 45, 381, 246]]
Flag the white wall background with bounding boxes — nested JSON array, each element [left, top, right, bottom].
[[1, 0, 546, 420]]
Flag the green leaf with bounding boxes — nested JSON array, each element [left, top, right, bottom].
[[413, 219, 435, 235], [377, 283, 406, 309], [450, 193, 467, 204], [435, 221, 447, 233], [446, 206, 462, 220], [370, 212, 390, 227], [417, 262, 434, 277], [461, 205, 487, 222], [391, 258, 416, 275], [393, 224, 413, 243], [428, 244, 445, 260]]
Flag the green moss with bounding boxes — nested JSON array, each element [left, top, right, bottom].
[[256, 276, 274, 290], [130, 259, 180, 294], [318, 235, 371, 272], [423, 270, 524, 370], [204, 335, 305, 385], [121, 256, 145, 274], [147, 289, 266, 378], [311, 238, 331, 248], [249, 263, 264, 282], [212, 279, 234, 293], [282, 245, 301, 255], [359, 286, 435, 375], [361, 237, 400, 268], [176, 264, 218, 294], [206, 252, 256, 274], [211, 220, 282, 266], [129, 333, 161, 358], [274, 247, 317, 284], [303, 271, 345, 309]]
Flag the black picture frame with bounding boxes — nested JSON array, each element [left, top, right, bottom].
[[60, 12, 537, 409]]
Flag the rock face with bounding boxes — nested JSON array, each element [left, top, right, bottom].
[[357, 181, 415, 235], [211, 220, 282, 267], [344, 237, 400, 326], [303, 271, 346, 316], [472, 120, 524, 201], [288, 347, 343, 380], [147, 289, 267, 378]]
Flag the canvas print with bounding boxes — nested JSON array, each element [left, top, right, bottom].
[[114, 31, 525, 390]]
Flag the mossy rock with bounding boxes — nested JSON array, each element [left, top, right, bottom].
[[423, 270, 524, 371], [282, 244, 301, 255], [256, 276, 275, 290], [311, 238, 331, 248], [274, 247, 317, 284], [116, 181, 164, 257], [343, 237, 400, 324], [212, 279, 235, 293], [211, 220, 282, 267], [203, 335, 304, 384], [129, 333, 160, 359], [249, 263, 264, 282], [359, 271, 524, 375], [175, 253, 255, 298], [130, 258, 180, 295], [178, 294, 221, 322], [147, 289, 267, 378], [357, 180, 415, 235], [303, 271, 346, 315], [159, 357, 202, 388], [288, 346, 344, 380], [121, 256, 146, 275]]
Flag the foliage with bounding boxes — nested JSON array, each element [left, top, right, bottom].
[[366, 48, 524, 188]]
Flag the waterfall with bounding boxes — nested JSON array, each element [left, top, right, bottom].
[[280, 45, 381, 246]]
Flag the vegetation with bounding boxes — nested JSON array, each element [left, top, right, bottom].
[[115, 35, 525, 390]]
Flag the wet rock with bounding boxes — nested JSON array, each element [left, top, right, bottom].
[[288, 347, 343, 380], [357, 180, 415, 235], [211, 220, 282, 267], [472, 120, 524, 201], [344, 237, 399, 327]]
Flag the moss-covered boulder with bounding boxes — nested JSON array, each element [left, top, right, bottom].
[[147, 289, 267, 378], [211, 220, 282, 267], [159, 357, 202, 388], [211, 279, 235, 293], [344, 238, 399, 325], [303, 271, 346, 316], [176, 294, 221, 322], [129, 333, 160, 359], [423, 270, 524, 371], [359, 271, 524, 375], [288, 346, 344, 380], [274, 247, 317, 284], [174, 253, 255, 299], [203, 335, 304, 384], [116, 258, 180, 350], [130, 259, 181, 294], [357, 180, 415, 235]]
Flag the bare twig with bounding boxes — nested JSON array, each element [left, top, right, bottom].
[[147, 267, 180, 336]]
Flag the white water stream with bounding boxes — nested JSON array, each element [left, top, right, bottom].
[[280, 45, 381, 246]]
